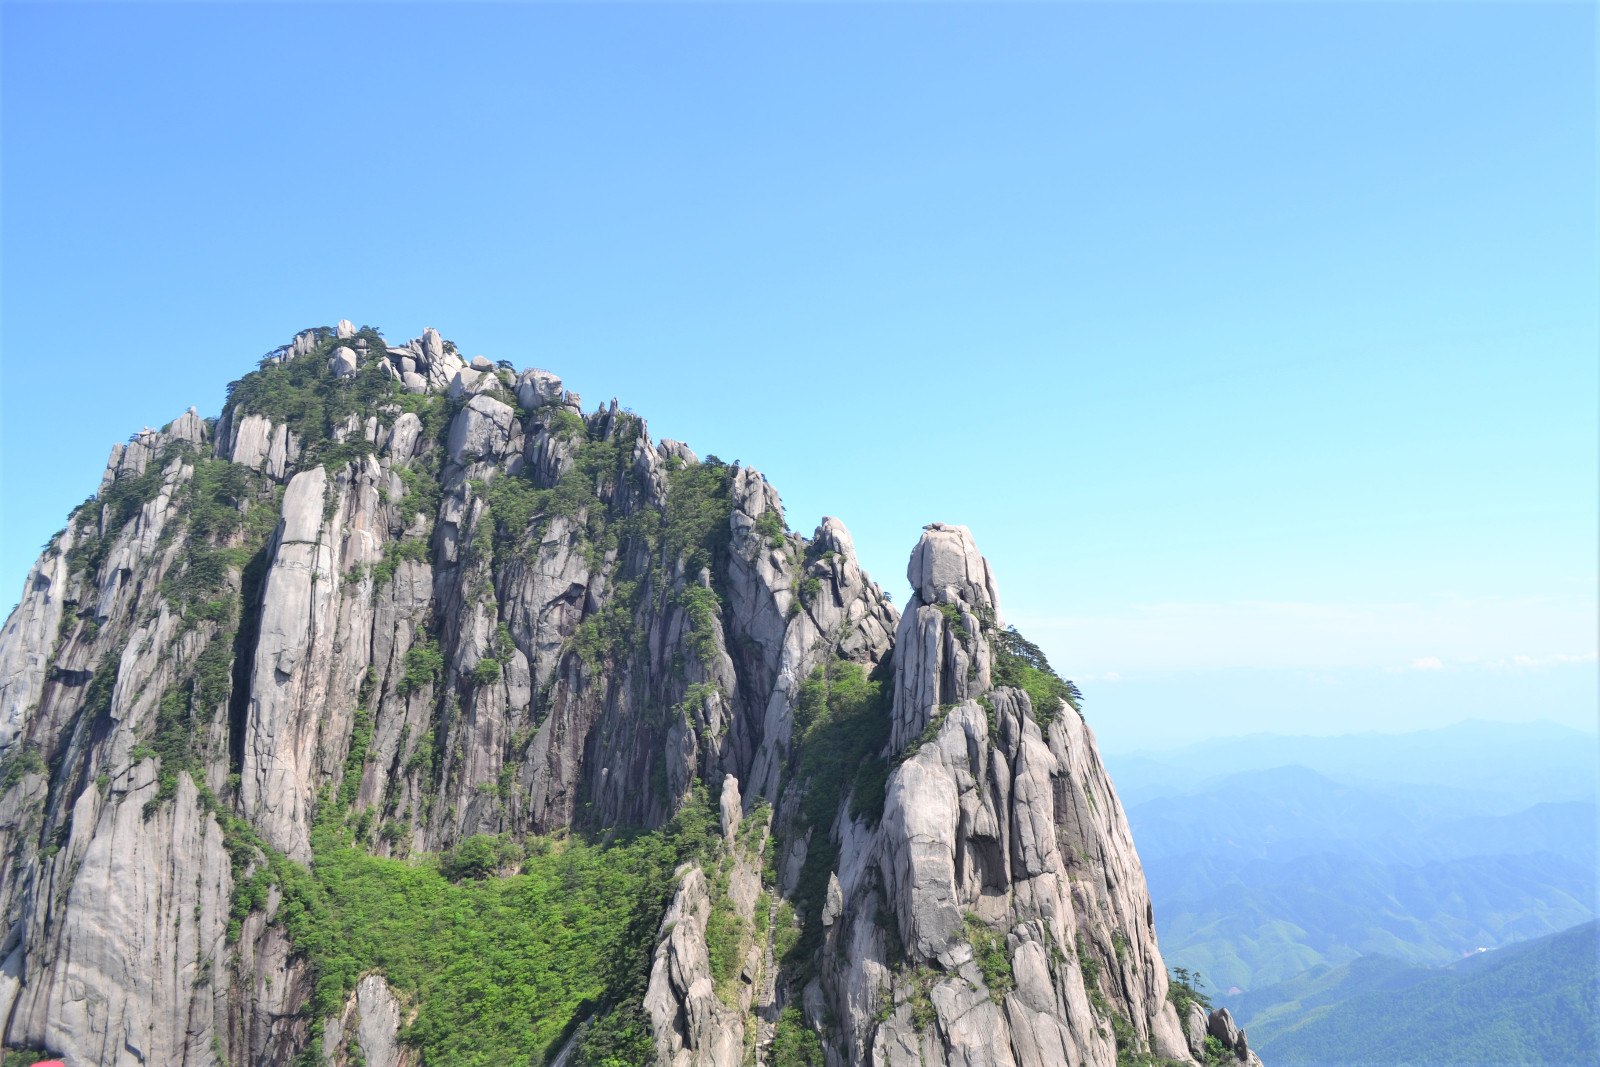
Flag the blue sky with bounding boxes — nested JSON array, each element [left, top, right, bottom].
[[2, 2, 1594, 748]]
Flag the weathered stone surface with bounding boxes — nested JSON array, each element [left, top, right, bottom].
[[1185, 1000, 1210, 1059], [514, 369, 562, 410], [422, 327, 445, 363], [264, 422, 301, 482], [336, 319, 356, 339], [0, 525, 73, 757], [386, 412, 424, 466], [231, 412, 273, 469], [1199, 1008, 1260, 1064], [888, 523, 1000, 750], [167, 406, 206, 445], [0, 324, 1215, 1067], [330, 345, 360, 377], [1209, 1007, 1240, 1049], [8, 766, 232, 1067], [447, 394, 517, 463], [241, 466, 333, 859], [721, 773, 743, 843], [323, 974, 406, 1067], [645, 866, 746, 1067]]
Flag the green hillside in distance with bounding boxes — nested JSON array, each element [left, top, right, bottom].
[[1228, 920, 1598, 1066]]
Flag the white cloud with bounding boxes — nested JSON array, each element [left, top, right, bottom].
[[1411, 657, 1444, 671]]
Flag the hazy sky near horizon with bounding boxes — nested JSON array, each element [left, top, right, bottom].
[[3, 3, 1594, 749]]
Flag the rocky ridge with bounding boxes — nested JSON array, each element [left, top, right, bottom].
[[0, 323, 1254, 1067]]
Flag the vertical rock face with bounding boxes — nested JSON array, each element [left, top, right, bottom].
[[760, 525, 1193, 1067], [888, 524, 1001, 752], [0, 322, 1222, 1067]]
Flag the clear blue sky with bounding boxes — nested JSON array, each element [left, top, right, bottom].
[[3, 2, 1594, 748]]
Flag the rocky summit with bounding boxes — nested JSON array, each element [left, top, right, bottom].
[[0, 324, 1258, 1067]]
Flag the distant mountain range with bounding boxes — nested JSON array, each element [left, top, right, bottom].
[[1105, 720, 1599, 993], [1108, 719, 1599, 814], [1223, 920, 1598, 1066]]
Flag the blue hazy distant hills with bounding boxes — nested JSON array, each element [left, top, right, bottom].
[[1109, 720, 1599, 813], [1145, 847, 1593, 991], [1222, 920, 1599, 1066], [1127, 766, 1595, 865], [1105, 720, 1599, 993]]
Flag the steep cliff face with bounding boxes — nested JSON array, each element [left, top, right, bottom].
[[0, 323, 1249, 1067]]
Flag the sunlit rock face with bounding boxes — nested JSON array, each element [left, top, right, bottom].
[[0, 323, 1208, 1067]]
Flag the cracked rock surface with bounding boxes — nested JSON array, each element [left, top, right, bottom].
[[0, 323, 1217, 1067]]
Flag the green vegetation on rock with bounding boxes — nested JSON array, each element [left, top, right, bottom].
[[964, 912, 1015, 1002], [220, 786, 727, 1067], [990, 624, 1081, 724], [771, 1006, 824, 1067], [775, 656, 893, 975]]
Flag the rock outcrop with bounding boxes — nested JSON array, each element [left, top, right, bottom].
[[0, 321, 1235, 1067]]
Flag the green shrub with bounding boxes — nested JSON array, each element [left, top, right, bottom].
[[398, 639, 444, 697], [439, 833, 525, 881], [753, 509, 786, 548], [771, 1006, 824, 1067], [662, 457, 734, 575], [337, 706, 374, 808], [1164, 966, 1209, 1017], [676, 585, 722, 666], [394, 463, 443, 527], [990, 624, 1082, 724], [965, 913, 1015, 1001], [0, 744, 45, 795], [229, 794, 723, 1067], [777, 656, 894, 975], [224, 326, 399, 467], [371, 537, 429, 588], [470, 657, 502, 687], [572, 581, 645, 668], [3, 1049, 52, 1067], [704, 892, 745, 998]]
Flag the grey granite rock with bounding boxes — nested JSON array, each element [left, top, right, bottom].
[[516, 368, 564, 409], [447, 394, 517, 463], [1209, 1007, 1240, 1050], [0, 325, 1216, 1067], [1185, 1001, 1210, 1059], [422, 327, 445, 363], [329, 345, 360, 377], [231, 412, 273, 469]]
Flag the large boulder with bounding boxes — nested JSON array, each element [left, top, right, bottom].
[[907, 521, 1003, 618], [422, 327, 446, 363], [449, 368, 505, 401], [385, 412, 424, 466], [166, 407, 206, 446], [329, 346, 359, 377], [447, 394, 517, 463], [1209, 1007, 1240, 1050], [515, 368, 564, 409]]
